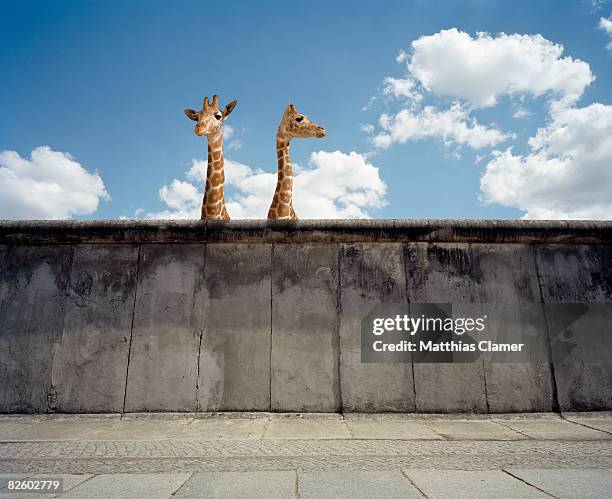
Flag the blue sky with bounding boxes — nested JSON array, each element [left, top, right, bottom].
[[1, 0, 611, 220]]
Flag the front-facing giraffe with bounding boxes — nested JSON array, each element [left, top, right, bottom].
[[184, 95, 237, 220], [268, 103, 326, 220]]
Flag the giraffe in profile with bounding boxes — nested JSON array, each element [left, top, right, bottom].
[[184, 95, 237, 220], [268, 103, 326, 220]]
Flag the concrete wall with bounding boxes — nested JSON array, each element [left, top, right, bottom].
[[0, 220, 610, 414]]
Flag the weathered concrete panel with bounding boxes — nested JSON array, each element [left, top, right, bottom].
[[339, 243, 415, 412], [536, 244, 612, 411], [406, 243, 553, 413], [124, 244, 205, 412], [0, 244, 7, 276], [405, 243, 488, 413], [52, 244, 139, 413], [0, 245, 72, 413], [0, 244, 7, 308], [469, 244, 553, 413], [271, 244, 339, 412], [1, 221, 610, 415], [197, 244, 271, 411]]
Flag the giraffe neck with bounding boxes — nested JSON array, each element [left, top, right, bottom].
[[275, 131, 293, 206], [203, 131, 227, 219]]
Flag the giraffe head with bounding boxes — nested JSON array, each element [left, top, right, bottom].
[[184, 95, 237, 137], [279, 103, 326, 139]]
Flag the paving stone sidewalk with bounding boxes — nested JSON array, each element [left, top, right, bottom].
[[0, 412, 611, 498]]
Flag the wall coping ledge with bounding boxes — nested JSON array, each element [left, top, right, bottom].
[[0, 219, 611, 244]]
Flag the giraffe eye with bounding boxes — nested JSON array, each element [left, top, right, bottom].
[[214, 113, 222, 120], [295, 116, 304, 122]]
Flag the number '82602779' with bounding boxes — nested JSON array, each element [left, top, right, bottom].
[[3, 478, 63, 493]]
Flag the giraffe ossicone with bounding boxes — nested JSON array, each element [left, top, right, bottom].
[[267, 103, 326, 220], [184, 95, 237, 220]]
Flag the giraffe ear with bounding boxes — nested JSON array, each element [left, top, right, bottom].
[[223, 100, 237, 119], [184, 109, 199, 121], [284, 103, 298, 117]]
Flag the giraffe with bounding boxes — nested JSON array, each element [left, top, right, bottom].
[[267, 103, 326, 220], [184, 95, 237, 220]]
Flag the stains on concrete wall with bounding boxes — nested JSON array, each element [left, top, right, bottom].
[[0, 221, 610, 413]]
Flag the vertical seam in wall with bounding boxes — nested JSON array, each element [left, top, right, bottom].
[[481, 354, 491, 414], [195, 243, 208, 412], [474, 243, 491, 414], [49, 244, 75, 414], [402, 242, 417, 412], [469, 243, 490, 414], [533, 244, 561, 413], [334, 245, 344, 413], [269, 243, 274, 412], [122, 243, 141, 415]]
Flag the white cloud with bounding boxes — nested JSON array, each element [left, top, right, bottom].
[[590, 1, 607, 12], [364, 27, 611, 220], [152, 179, 200, 219], [407, 28, 593, 107], [368, 28, 594, 150], [223, 125, 234, 140], [148, 151, 387, 219], [373, 103, 512, 150], [219, 125, 244, 150], [396, 49, 409, 64], [513, 106, 533, 118], [291, 151, 387, 218], [361, 96, 377, 111], [480, 103, 612, 219], [228, 139, 243, 150], [0, 146, 109, 219], [360, 123, 375, 134], [600, 16, 612, 50], [382, 77, 422, 104]]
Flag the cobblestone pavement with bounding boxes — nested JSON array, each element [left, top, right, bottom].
[[0, 413, 611, 497], [1, 440, 612, 474]]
